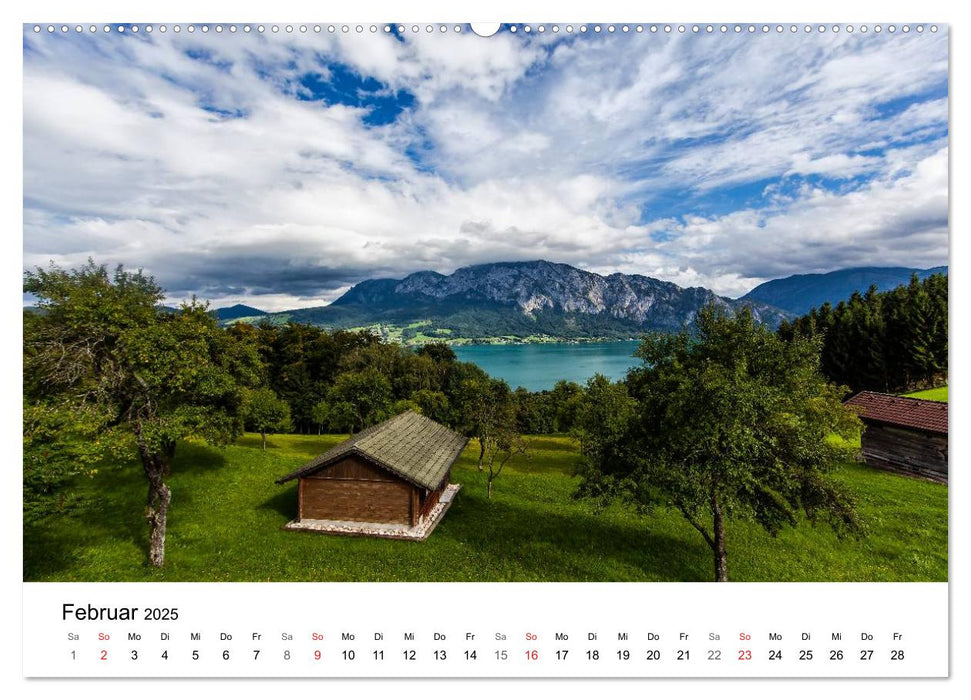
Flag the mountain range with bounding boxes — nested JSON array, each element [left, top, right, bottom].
[[228, 261, 787, 342], [332, 260, 784, 326], [213, 261, 948, 342]]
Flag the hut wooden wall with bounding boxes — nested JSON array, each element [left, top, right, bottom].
[[420, 488, 441, 520], [298, 455, 415, 524], [296, 457, 455, 526], [299, 477, 413, 524], [860, 422, 947, 483]]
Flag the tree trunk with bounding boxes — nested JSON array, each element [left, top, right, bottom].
[[487, 476, 493, 499], [711, 492, 728, 582], [261, 431, 267, 451], [477, 439, 486, 472], [139, 446, 171, 568]]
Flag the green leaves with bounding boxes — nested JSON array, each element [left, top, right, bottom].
[[571, 373, 637, 481], [325, 367, 393, 432], [240, 388, 292, 438], [23, 261, 263, 513], [22, 400, 127, 522]]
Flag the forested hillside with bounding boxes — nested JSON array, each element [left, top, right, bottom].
[[777, 273, 948, 393]]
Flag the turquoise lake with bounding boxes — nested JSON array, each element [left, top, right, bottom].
[[452, 341, 642, 392]]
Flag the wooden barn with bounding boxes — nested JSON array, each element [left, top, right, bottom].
[[275, 410, 467, 540], [844, 391, 948, 483]]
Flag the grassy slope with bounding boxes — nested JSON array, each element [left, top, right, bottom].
[[904, 386, 948, 402], [23, 434, 947, 582]]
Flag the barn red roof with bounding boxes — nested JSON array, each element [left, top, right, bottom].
[[844, 391, 948, 435]]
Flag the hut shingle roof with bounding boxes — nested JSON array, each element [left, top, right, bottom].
[[844, 391, 948, 435], [275, 410, 469, 490]]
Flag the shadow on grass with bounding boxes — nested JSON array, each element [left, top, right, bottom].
[[258, 486, 297, 520], [24, 464, 152, 579], [169, 441, 229, 476], [23, 523, 98, 581], [25, 441, 233, 580], [249, 476, 711, 582], [435, 491, 710, 581]]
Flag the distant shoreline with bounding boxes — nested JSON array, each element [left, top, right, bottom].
[[415, 335, 643, 348], [221, 315, 645, 347]]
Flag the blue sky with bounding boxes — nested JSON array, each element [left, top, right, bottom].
[[23, 24, 949, 309]]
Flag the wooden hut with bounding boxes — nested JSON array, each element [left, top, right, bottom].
[[275, 410, 467, 539], [844, 391, 948, 483]]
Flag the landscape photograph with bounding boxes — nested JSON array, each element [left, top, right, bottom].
[[23, 23, 948, 583]]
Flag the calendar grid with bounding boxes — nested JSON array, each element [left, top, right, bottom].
[[24, 582, 948, 678]]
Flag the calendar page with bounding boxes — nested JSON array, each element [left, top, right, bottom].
[[18, 0, 955, 691]]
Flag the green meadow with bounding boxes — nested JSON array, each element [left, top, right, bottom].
[[904, 385, 948, 402], [24, 433, 947, 583]]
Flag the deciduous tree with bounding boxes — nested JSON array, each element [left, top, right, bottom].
[[325, 367, 393, 432], [310, 399, 330, 435], [455, 375, 515, 471], [482, 420, 528, 499], [241, 387, 292, 450], [23, 261, 260, 566], [578, 305, 863, 581]]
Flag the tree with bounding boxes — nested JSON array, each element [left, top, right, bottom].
[[513, 387, 553, 434], [454, 375, 516, 471], [389, 398, 420, 416], [550, 380, 584, 433], [416, 341, 457, 365], [481, 417, 528, 499], [578, 305, 863, 581], [310, 399, 330, 435], [241, 387, 292, 450], [325, 368, 393, 432], [394, 352, 439, 396], [409, 389, 450, 424], [249, 322, 380, 433], [23, 261, 260, 566], [571, 374, 637, 503]]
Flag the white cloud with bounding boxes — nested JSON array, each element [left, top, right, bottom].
[[23, 27, 949, 310], [658, 147, 949, 296]]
